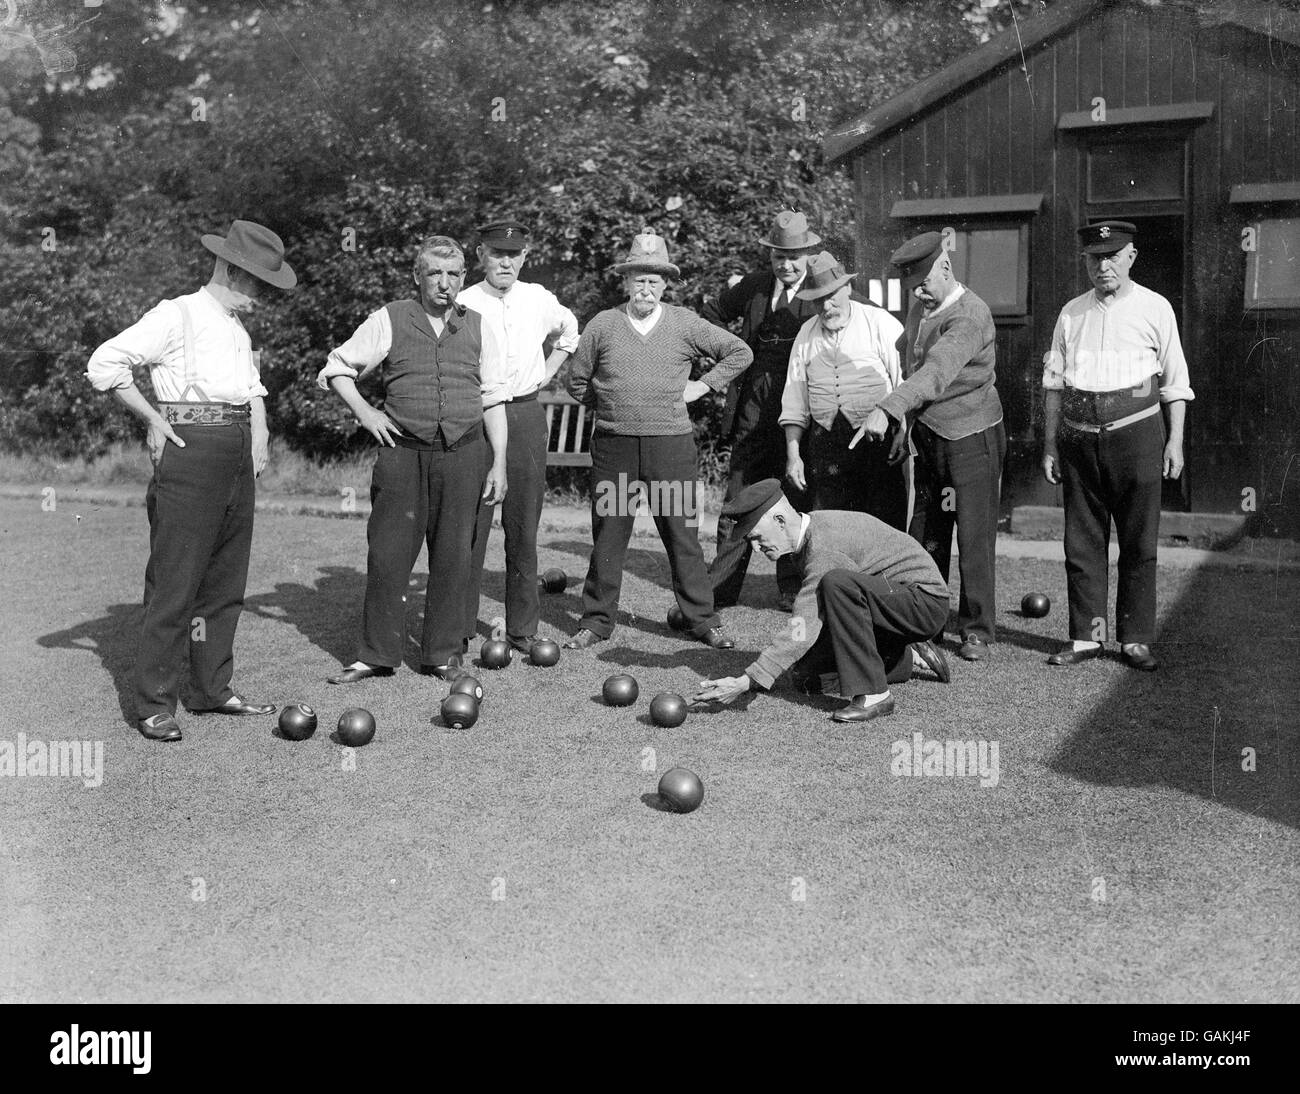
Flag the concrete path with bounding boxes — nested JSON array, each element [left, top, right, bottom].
[[4, 482, 1297, 574]]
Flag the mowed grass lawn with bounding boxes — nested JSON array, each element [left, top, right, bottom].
[[2, 495, 1296, 1003]]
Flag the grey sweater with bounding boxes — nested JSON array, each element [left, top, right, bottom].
[[566, 304, 752, 435], [746, 510, 949, 690]]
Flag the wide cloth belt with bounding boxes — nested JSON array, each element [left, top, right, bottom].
[[391, 422, 484, 451], [159, 402, 250, 425], [1064, 403, 1160, 434], [1062, 382, 1159, 425]]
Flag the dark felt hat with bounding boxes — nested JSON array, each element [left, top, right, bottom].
[[201, 220, 296, 290], [718, 478, 786, 543], [796, 250, 856, 301], [477, 219, 531, 252], [1078, 220, 1137, 254], [612, 233, 681, 278], [756, 210, 822, 251], [889, 231, 945, 293]]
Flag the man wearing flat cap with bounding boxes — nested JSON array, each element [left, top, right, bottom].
[[459, 218, 580, 655], [86, 219, 295, 741], [565, 233, 752, 650], [1041, 220, 1193, 672], [693, 480, 951, 722], [781, 250, 907, 529], [855, 231, 1005, 663], [702, 210, 823, 610], [319, 234, 509, 685]]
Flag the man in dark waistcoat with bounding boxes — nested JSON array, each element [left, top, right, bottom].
[[702, 210, 823, 610], [319, 235, 509, 684]]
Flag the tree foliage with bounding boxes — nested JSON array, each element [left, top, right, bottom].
[[0, 0, 1048, 459]]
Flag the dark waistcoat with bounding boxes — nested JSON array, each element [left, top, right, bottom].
[[382, 299, 484, 445]]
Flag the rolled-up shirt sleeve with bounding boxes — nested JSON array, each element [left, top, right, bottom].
[[545, 292, 581, 355], [317, 308, 392, 389], [778, 325, 813, 429], [478, 314, 510, 409], [1041, 312, 1068, 391], [85, 301, 177, 391], [1154, 298, 1194, 403]]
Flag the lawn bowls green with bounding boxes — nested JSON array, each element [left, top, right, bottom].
[[649, 692, 688, 728], [450, 674, 484, 703], [480, 639, 512, 669], [602, 673, 639, 707], [336, 708, 376, 747], [658, 767, 704, 813], [529, 639, 561, 667], [1021, 592, 1051, 618], [440, 692, 479, 730], [540, 568, 568, 594], [278, 703, 317, 741]]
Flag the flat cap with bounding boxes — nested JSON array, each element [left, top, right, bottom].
[[477, 219, 531, 252], [889, 231, 945, 293], [718, 478, 786, 544], [1077, 219, 1136, 254]]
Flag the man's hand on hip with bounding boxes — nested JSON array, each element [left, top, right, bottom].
[[146, 419, 185, 465]]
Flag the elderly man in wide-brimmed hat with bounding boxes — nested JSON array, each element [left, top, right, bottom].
[[701, 210, 825, 611], [564, 233, 752, 651], [779, 250, 907, 529], [86, 219, 296, 741]]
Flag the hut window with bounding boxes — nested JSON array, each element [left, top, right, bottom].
[[943, 225, 1029, 317], [1088, 140, 1185, 203], [1245, 218, 1300, 311]]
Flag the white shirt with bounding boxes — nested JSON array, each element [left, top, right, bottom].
[[780, 300, 905, 429], [624, 304, 663, 336], [316, 304, 510, 408], [458, 279, 580, 399], [770, 274, 807, 310], [85, 287, 267, 404], [1043, 282, 1194, 401]]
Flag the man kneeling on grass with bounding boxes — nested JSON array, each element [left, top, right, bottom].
[[693, 480, 951, 722]]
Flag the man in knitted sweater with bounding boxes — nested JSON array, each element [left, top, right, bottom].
[[564, 233, 753, 650], [693, 480, 950, 723], [854, 231, 1005, 663]]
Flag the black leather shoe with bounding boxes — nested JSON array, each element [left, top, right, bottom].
[[327, 664, 395, 685], [1047, 645, 1104, 666], [957, 635, 990, 662], [564, 628, 606, 649], [777, 593, 796, 613], [699, 626, 735, 650], [832, 696, 896, 723], [138, 714, 182, 742], [1122, 644, 1159, 672], [508, 634, 536, 654], [421, 655, 465, 681], [910, 640, 951, 683], [195, 695, 276, 716]]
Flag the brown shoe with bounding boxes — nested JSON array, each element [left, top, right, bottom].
[[327, 664, 395, 685], [193, 695, 277, 716], [1047, 645, 1104, 666], [832, 696, 896, 723], [138, 714, 182, 742], [957, 635, 990, 662], [1121, 644, 1159, 672], [564, 628, 607, 650], [699, 626, 735, 650]]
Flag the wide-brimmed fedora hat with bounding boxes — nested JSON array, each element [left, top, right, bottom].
[[757, 210, 822, 251], [612, 233, 681, 278], [795, 251, 856, 301], [201, 220, 297, 290]]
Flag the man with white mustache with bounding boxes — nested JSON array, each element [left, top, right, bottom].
[[564, 233, 752, 650]]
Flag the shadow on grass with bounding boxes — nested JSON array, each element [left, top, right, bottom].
[[1047, 563, 1300, 830], [37, 602, 140, 727], [244, 564, 366, 665]]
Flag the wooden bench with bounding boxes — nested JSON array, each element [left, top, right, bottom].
[[540, 391, 593, 467]]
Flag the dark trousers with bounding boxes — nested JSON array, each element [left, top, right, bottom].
[[136, 424, 255, 720], [358, 429, 487, 668], [464, 399, 546, 640], [815, 570, 950, 695], [579, 431, 718, 639], [806, 412, 908, 530], [711, 398, 800, 607], [1059, 412, 1165, 644], [909, 419, 1005, 642]]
